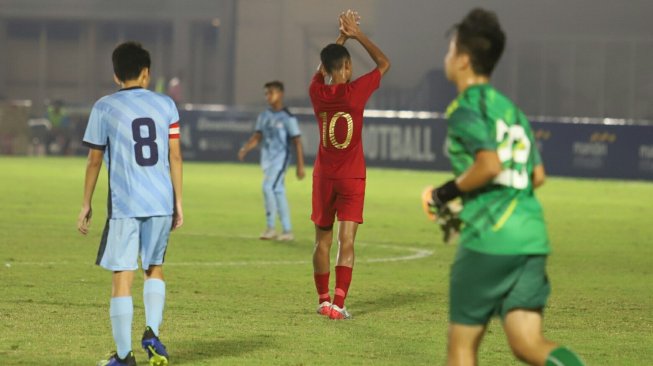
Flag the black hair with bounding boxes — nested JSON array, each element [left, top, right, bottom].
[[264, 80, 284, 92], [450, 8, 505, 76], [320, 43, 351, 74], [112, 41, 151, 82]]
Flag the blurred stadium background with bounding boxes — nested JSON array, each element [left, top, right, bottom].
[[0, 0, 652, 180], [1, 0, 653, 116], [1, 2, 653, 365]]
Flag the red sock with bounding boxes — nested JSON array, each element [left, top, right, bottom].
[[314, 272, 331, 304], [333, 266, 353, 308]]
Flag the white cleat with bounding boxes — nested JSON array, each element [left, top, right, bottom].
[[259, 228, 277, 240], [316, 301, 332, 316], [329, 304, 352, 320], [277, 232, 295, 241]]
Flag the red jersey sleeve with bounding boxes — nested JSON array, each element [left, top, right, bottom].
[[309, 72, 325, 96], [312, 72, 325, 85], [350, 68, 382, 103]]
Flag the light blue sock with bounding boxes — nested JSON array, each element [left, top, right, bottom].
[[263, 179, 278, 229], [275, 190, 292, 232], [110, 296, 133, 359], [143, 279, 166, 336]]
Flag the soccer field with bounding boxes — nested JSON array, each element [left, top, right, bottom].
[[0, 157, 651, 365]]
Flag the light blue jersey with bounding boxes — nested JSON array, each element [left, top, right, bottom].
[[83, 87, 180, 219], [255, 108, 301, 170], [254, 107, 300, 233]]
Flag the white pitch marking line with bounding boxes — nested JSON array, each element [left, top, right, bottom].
[[173, 232, 434, 265], [5, 232, 434, 267]]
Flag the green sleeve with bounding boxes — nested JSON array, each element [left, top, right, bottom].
[[448, 107, 497, 154]]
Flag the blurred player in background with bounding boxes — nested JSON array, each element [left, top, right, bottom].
[[46, 99, 71, 155], [309, 10, 390, 320], [77, 42, 183, 366], [239, 81, 305, 241], [430, 8, 585, 366]]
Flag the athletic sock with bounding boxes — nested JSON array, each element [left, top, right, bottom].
[[314, 272, 331, 304], [110, 296, 133, 359], [143, 279, 166, 336], [333, 266, 353, 308], [546, 346, 585, 366]]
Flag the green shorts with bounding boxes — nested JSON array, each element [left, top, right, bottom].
[[449, 246, 550, 325]]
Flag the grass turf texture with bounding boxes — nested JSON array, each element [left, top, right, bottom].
[[0, 157, 651, 365]]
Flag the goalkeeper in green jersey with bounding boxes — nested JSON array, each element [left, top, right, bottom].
[[430, 8, 585, 366]]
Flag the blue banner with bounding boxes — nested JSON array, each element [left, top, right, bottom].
[[179, 109, 653, 181], [530, 120, 653, 180]]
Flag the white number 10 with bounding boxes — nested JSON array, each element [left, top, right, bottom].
[[494, 120, 531, 190]]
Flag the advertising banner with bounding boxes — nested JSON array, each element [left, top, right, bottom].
[[179, 109, 653, 181]]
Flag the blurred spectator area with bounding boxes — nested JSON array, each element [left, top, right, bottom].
[[0, 100, 30, 155], [0, 0, 651, 120], [0, 0, 237, 115], [0, 99, 93, 156]]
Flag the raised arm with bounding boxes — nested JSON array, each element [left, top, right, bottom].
[[315, 10, 355, 74], [335, 33, 347, 46], [339, 10, 391, 75]]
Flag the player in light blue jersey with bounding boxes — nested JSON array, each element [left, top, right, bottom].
[[239, 81, 305, 241], [77, 42, 183, 366]]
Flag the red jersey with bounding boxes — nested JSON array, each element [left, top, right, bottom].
[[309, 69, 381, 179]]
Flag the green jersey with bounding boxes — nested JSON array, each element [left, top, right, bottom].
[[445, 84, 549, 255]]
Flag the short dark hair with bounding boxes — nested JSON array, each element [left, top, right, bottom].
[[320, 44, 351, 74], [450, 8, 505, 76], [264, 80, 284, 92], [112, 41, 151, 82]]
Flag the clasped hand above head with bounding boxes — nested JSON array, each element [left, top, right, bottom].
[[338, 9, 362, 39]]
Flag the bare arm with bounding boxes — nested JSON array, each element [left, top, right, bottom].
[[238, 132, 262, 161], [532, 164, 546, 189], [77, 148, 104, 235], [293, 136, 305, 180], [455, 150, 502, 192], [432, 150, 501, 205], [340, 10, 391, 75], [169, 138, 184, 230], [335, 33, 347, 46]]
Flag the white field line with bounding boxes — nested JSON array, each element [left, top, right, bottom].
[[4, 232, 434, 267]]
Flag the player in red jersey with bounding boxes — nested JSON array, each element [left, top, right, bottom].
[[309, 10, 390, 320]]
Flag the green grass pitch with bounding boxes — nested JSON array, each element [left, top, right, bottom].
[[0, 157, 651, 365]]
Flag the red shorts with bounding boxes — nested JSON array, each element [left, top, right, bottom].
[[311, 177, 366, 227]]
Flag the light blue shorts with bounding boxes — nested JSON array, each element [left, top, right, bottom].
[[95, 216, 173, 271]]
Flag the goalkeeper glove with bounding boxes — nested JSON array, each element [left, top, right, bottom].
[[429, 180, 463, 244]]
